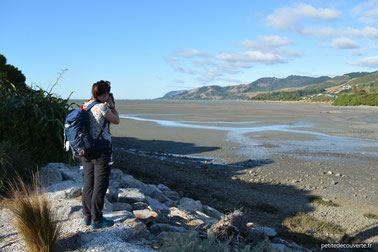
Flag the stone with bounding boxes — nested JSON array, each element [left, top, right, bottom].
[[157, 184, 170, 191], [110, 168, 124, 181], [106, 186, 118, 202], [203, 205, 224, 219], [65, 186, 82, 198], [335, 173, 342, 177], [262, 227, 277, 237], [60, 168, 75, 181], [187, 219, 204, 226], [163, 190, 181, 201], [149, 223, 186, 234], [123, 218, 149, 240], [121, 175, 145, 188], [103, 197, 113, 211], [168, 207, 191, 221], [194, 211, 217, 224], [113, 202, 133, 211], [117, 188, 146, 204], [327, 171, 333, 175], [105, 210, 133, 222], [178, 197, 203, 213], [133, 209, 158, 220], [146, 196, 167, 212], [165, 200, 179, 208], [140, 185, 166, 202], [132, 202, 149, 210], [37, 163, 63, 186]]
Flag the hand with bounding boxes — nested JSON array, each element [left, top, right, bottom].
[[105, 94, 115, 108]]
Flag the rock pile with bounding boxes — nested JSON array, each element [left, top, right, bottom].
[[0, 163, 311, 251]]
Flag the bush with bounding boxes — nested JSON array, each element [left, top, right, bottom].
[[333, 90, 378, 106], [9, 175, 61, 252], [0, 54, 73, 165], [0, 141, 35, 192]]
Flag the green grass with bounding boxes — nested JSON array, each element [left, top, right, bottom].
[[308, 196, 340, 207]]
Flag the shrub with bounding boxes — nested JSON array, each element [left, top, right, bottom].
[[0, 141, 35, 192], [9, 175, 61, 252], [0, 54, 73, 165]]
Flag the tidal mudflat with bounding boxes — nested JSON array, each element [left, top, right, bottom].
[[112, 100, 378, 204], [109, 100, 378, 243]]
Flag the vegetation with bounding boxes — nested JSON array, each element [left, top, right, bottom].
[[0, 141, 35, 192], [159, 231, 285, 252], [9, 175, 61, 252], [0, 54, 73, 191], [363, 213, 378, 220], [283, 212, 345, 241], [250, 88, 325, 101], [333, 90, 378, 106], [308, 196, 339, 207]]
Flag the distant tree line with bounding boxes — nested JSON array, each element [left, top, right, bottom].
[[333, 90, 378, 106], [249, 88, 325, 101]]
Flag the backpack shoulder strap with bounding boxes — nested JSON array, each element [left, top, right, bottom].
[[83, 101, 100, 111]]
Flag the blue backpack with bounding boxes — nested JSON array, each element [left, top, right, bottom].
[[64, 102, 110, 158]]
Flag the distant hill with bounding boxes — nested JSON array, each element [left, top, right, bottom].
[[160, 71, 378, 100], [162, 90, 187, 98]]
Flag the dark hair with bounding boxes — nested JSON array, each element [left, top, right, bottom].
[[92, 80, 111, 99]]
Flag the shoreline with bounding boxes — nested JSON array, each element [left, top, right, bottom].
[[112, 144, 378, 244]]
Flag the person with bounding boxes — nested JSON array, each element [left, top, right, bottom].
[[81, 80, 120, 229]]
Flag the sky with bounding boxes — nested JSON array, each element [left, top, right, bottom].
[[2, 0, 378, 99]]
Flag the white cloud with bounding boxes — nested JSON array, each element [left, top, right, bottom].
[[300, 26, 338, 37], [256, 35, 293, 47], [236, 35, 293, 49], [344, 26, 378, 39], [165, 57, 199, 75], [265, 4, 341, 31], [351, 55, 378, 67], [173, 49, 211, 58], [216, 51, 285, 64], [331, 37, 360, 49], [353, 0, 378, 24]]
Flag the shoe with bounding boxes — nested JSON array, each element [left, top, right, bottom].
[[83, 216, 91, 226], [91, 218, 114, 229]]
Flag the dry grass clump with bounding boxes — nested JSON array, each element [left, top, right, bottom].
[[9, 175, 61, 252], [363, 213, 378, 220], [211, 209, 265, 247], [308, 196, 339, 207], [283, 212, 344, 241]]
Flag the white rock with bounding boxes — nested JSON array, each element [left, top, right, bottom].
[[65, 186, 82, 198], [117, 188, 146, 204], [37, 163, 63, 186], [178, 197, 203, 212]]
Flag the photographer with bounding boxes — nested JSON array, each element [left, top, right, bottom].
[[81, 80, 119, 229]]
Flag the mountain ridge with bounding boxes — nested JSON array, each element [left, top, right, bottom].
[[160, 72, 376, 100]]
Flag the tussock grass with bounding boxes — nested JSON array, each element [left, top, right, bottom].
[[363, 213, 378, 220], [283, 212, 344, 240], [308, 196, 339, 207], [9, 175, 61, 252]]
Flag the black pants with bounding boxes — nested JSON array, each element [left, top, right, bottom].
[[81, 152, 111, 222]]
